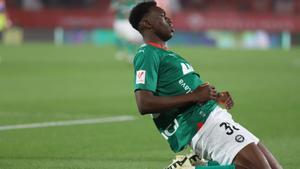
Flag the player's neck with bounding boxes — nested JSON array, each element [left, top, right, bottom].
[[146, 41, 168, 50], [142, 32, 166, 47]]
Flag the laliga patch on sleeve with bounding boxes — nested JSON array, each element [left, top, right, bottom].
[[136, 70, 146, 84]]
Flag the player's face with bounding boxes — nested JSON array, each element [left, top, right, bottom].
[[148, 7, 174, 41]]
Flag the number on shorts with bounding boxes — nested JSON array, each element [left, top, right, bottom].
[[219, 122, 240, 135]]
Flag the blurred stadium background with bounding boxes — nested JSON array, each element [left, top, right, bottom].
[[2, 0, 300, 48], [0, 0, 299, 169]]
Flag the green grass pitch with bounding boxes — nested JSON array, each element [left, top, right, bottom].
[[0, 44, 299, 169]]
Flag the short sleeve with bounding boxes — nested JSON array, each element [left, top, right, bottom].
[[133, 48, 160, 92]]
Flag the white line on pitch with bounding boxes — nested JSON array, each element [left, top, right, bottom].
[[0, 115, 136, 131]]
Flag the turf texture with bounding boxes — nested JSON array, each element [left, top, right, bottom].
[[0, 44, 299, 169]]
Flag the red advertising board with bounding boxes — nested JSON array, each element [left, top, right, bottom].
[[7, 9, 300, 32], [173, 11, 300, 32], [8, 9, 114, 29]]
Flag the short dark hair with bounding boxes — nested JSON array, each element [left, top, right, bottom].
[[129, 1, 157, 31]]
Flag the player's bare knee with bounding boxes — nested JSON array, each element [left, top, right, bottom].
[[234, 143, 272, 169], [257, 142, 283, 169]]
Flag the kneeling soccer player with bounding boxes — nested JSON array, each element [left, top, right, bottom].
[[129, 2, 283, 169]]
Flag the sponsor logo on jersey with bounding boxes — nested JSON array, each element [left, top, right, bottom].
[[136, 70, 146, 84], [181, 63, 194, 75], [178, 79, 192, 93]]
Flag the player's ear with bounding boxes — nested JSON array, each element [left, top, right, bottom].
[[139, 19, 152, 31]]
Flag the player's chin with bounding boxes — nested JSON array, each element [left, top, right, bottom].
[[169, 28, 175, 37], [166, 30, 174, 39], [160, 33, 173, 41], [169, 33, 174, 39], [159, 30, 173, 41], [164, 34, 173, 41]]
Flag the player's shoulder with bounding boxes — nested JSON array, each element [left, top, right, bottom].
[[137, 44, 158, 53], [135, 44, 160, 57], [134, 44, 161, 64]]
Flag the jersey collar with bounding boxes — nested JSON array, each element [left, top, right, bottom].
[[146, 41, 169, 50]]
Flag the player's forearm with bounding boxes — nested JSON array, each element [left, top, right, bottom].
[[135, 84, 217, 115], [135, 92, 196, 115]]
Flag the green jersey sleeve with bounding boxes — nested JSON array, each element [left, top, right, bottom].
[[133, 48, 160, 92]]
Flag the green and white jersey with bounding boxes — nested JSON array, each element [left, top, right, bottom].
[[133, 44, 217, 152]]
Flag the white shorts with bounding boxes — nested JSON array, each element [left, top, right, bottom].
[[113, 19, 143, 43], [190, 106, 259, 165]]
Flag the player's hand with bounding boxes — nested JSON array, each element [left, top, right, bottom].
[[192, 83, 218, 104], [217, 91, 234, 109]]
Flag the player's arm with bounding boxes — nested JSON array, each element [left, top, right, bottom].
[[135, 84, 217, 115]]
